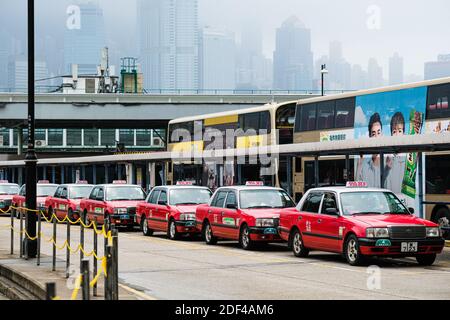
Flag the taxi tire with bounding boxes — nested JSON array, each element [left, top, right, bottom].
[[415, 254, 436, 266], [291, 229, 309, 257], [168, 219, 179, 240], [141, 217, 153, 236], [203, 221, 217, 245], [344, 234, 366, 266], [239, 225, 255, 250]]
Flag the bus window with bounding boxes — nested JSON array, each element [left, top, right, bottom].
[[426, 155, 450, 194], [297, 103, 317, 132], [317, 101, 335, 130], [335, 98, 355, 128]]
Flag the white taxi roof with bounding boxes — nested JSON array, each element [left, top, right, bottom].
[[306, 186, 392, 195], [215, 186, 285, 192], [157, 185, 210, 189], [0, 182, 19, 186]]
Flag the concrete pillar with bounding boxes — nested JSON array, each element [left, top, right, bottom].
[[314, 156, 319, 188], [61, 166, 65, 184], [92, 165, 97, 184], [51, 167, 56, 184], [104, 164, 109, 184]]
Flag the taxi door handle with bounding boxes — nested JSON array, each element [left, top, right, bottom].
[[317, 219, 322, 224], [220, 211, 224, 215], [208, 210, 212, 214]]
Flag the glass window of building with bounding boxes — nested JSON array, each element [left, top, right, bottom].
[[67, 129, 82, 146], [0, 128, 10, 147], [48, 129, 63, 146], [119, 129, 135, 146], [84, 129, 99, 146], [136, 129, 151, 146], [101, 129, 116, 146], [35, 129, 46, 141]]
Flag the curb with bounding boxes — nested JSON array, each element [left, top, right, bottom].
[[0, 264, 46, 300]]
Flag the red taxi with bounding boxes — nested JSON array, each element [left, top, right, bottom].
[[12, 181, 58, 218], [196, 183, 296, 250], [279, 182, 445, 266], [0, 181, 19, 215], [79, 181, 146, 227], [136, 183, 212, 239], [45, 181, 94, 220]]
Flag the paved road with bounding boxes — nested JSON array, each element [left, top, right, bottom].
[[1, 217, 450, 300]]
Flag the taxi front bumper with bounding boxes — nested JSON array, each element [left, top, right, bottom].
[[175, 220, 199, 233], [358, 237, 445, 256], [110, 214, 137, 226], [248, 226, 281, 242]]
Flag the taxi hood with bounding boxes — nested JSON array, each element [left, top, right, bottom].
[[241, 208, 288, 219], [0, 194, 15, 200], [108, 200, 145, 208], [347, 214, 437, 228], [174, 204, 202, 213]]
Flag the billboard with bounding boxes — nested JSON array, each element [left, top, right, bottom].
[[353, 87, 427, 210]]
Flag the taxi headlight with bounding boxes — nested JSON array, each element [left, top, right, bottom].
[[255, 218, 274, 227], [114, 208, 127, 214], [366, 227, 389, 238], [426, 227, 440, 238], [180, 213, 195, 221]]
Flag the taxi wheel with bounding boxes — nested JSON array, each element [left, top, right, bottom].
[[168, 220, 179, 240], [416, 254, 436, 266], [141, 217, 153, 236], [68, 209, 74, 222], [203, 221, 217, 245], [239, 225, 254, 250], [344, 235, 365, 266], [291, 229, 309, 257]]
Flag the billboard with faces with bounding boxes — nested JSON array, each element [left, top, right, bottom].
[[353, 86, 427, 211]]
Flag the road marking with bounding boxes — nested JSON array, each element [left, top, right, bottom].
[[118, 283, 157, 300]]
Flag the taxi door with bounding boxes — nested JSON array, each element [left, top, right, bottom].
[[315, 192, 342, 252], [56, 186, 70, 219], [209, 190, 228, 237], [146, 189, 162, 231], [221, 191, 240, 239], [297, 192, 323, 250], [154, 190, 170, 231]]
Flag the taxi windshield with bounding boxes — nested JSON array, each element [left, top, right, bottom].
[[106, 186, 145, 201], [169, 188, 212, 205], [340, 191, 410, 216], [69, 186, 94, 199], [37, 185, 58, 197], [239, 189, 295, 209], [0, 185, 19, 195]]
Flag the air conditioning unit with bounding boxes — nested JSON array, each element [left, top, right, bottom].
[[35, 140, 47, 147], [153, 137, 164, 147]]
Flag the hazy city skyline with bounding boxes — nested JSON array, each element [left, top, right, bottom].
[[1, 0, 449, 90]]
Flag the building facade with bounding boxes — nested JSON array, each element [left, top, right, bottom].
[[425, 54, 450, 80]]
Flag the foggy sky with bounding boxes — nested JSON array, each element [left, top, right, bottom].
[[1, 0, 449, 77]]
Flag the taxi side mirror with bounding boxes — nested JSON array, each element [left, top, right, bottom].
[[325, 208, 339, 216], [408, 207, 414, 214], [158, 200, 167, 206], [226, 203, 237, 209]]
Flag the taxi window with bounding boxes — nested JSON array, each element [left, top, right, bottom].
[[89, 187, 99, 200], [158, 191, 167, 204], [320, 193, 338, 214], [60, 188, 68, 199], [148, 190, 160, 204], [54, 187, 62, 198], [20, 186, 26, 196], [97, 188, 105, 200], [212, 191, 227, 208], [225, 191, 237, 207], [301, 193, 323, 213]]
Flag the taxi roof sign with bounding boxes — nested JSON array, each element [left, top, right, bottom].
[[0, 180, 9, 183], [176, 181, 194, 185], [37, 180, 50, 184], [76, 180, 88, 184], [245, 181, 264, 186], [346, 181, 368, 188], [112, 180, 127, 184]]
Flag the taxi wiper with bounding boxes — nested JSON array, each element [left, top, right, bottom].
[[352, 211, 382, 215], [176, 202, 198, 205], [246, 205, 273, 209]]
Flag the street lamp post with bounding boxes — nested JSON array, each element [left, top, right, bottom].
[[321, 64, 328, 96], [24, 0, 38, 259]]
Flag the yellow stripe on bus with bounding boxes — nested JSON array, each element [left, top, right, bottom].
[[204, 115, 238, 126], [236, 135, 268, 148], [169, 141, 204, 153]]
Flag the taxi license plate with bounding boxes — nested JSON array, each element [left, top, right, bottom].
[[264, 228, 277, 235], [120, 214, 130, 220], [401, 242, 418, 253]]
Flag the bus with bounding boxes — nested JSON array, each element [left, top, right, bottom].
[[167, 101, 297, 191], [291, 77, 450, 224]]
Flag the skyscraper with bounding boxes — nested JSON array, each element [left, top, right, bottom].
[[273, 16, 313, 91], [63, 1, 106, 75], [389, 52, 404, 85], [199, 27, 236, 90], [0, 30, 12, 90], [367, 58, 384, 88], [138, 0, 199, 91], [424, 54, 450, 80], [7, 56, 48, 92]]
